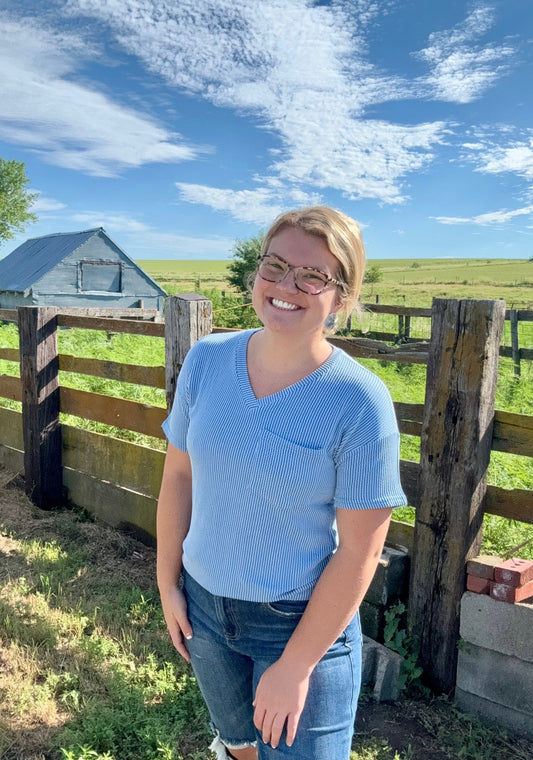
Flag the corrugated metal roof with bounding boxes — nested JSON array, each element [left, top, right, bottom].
[[0, 229, 101, 293]]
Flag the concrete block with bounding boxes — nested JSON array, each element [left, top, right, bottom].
[[364, 546, 409, 606], [466, 555, 501, 580], [456, 642, 533, 715], [362, 635, 402, 702], [360, 600, 382, 641], [466, 575, 490, 594], [494, 558, 533, 587], [455, 687, 533, 741], [490, 579, 533, 604], [460, 591, 533, 663]]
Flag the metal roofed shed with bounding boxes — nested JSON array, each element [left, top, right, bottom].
[[0, 228, 167, 312]]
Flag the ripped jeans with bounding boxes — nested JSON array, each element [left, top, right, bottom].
[[182, 570, 362, 759]]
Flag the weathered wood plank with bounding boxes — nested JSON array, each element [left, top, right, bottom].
[[387, 518, 415, 553], [62, 425, 165, 498], [55, 306, 160, 320], [59, 354, 166, 388], [19, 307, 63, 510], [165, 294, 212, 410], [408, 298, 506, 694], [395, 402, 424, 437], [392, 403, 533, 457], [484, 485, 533, 524], [0, 444, 24, 474], [0, 309, 18, 323], [60, 386, 166, 438], [499, 346, 533, 361], [57, 313, 165, 336], [492, 409, 533, 458], [0, 407, 23, 450], [0, 348, 19, 362], [0, 374, 22, 402], [399, 459, 420, 508], [63, 468, 157, 544], [361, 303, 433, 317], [505, 309, 533, 322], [330, 336, 429, 365]]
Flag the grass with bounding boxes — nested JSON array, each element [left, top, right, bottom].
[[0, 485, 210, 760], [1, 278, 532, 557], [2, 484, 533, 760]]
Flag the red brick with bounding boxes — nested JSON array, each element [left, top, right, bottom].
[[467, 575, 491, 594], [466, 555, 501, 580], [494, 558, 533, 588], [490, 579, 533, 604]]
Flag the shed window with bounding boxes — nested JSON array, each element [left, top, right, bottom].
[[80, 262, 122, 292]]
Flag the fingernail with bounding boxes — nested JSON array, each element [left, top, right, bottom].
[[185, 634, 192, 640]]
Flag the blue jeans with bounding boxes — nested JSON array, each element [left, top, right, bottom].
[[182, 570, 362, 759]]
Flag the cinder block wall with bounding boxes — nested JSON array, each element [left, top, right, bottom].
[[456, 592, 533, 739], [361, 545, 409, 641]]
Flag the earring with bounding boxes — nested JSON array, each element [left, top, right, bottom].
[[325, 313, 338, 329]]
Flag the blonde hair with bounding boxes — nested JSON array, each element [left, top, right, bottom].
[[261, 206, 366, 332]]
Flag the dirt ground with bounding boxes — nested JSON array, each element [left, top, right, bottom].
[[1, 465, 532, 760]]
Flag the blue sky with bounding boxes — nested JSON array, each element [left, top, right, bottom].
[[1, 0, 532, 261]]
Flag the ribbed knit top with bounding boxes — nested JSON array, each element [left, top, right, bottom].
[[162, 329, 406, 602]]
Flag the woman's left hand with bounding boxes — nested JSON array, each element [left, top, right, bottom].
[[252, 658, 310, 749]]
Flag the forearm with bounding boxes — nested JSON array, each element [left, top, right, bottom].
[[281, 507, 392, 676], [156, 445, 192, 595], [156, 493, 188, 591]]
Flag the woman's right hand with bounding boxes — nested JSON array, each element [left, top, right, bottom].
[[160, 584, 193, 661]]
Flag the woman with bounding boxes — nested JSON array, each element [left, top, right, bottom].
[[157, 206, 406, 760]]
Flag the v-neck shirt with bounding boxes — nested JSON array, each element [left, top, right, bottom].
[[162, 329, 406, 602]]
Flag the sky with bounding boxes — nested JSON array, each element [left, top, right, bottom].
[[1, 0, 532, 262]]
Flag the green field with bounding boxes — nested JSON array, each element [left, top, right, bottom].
[[138, 257, 533, 309]]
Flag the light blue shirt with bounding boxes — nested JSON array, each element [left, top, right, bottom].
[[163, 329, 406, 602]]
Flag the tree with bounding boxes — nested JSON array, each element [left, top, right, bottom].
[[0, 159, 38, 246], [363, 263, 383, 296], [227, 232, 265, 296]]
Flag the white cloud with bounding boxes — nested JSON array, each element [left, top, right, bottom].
[[32, 193, 67, 212], [71, 213, 151, 233], [176, 184, 284, 226], [130, 230, 235, 259], [0, 15, 205, 176], [414, 5, 514, 103], [477, 142, 533, 182], [1, 0, 518, 222], [432, 205, 533, 226], [175, 182, 326, 226], [460, 130, 533, 202], [63, 0, 447, 203], [67, 209, 234, 257]]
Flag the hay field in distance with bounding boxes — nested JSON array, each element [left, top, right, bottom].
[[138, 257, 533, 309]]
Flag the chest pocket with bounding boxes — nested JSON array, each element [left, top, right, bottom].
[[248, 428, 334, 507]]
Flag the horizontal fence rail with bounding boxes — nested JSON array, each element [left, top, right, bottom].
[[0, 296, 532, 695]]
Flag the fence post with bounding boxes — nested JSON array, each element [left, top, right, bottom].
[[408, 298, 505, 694], [510, 309, 521, 377], [18, 306, 62, 509], [165, 294, 212, 412]]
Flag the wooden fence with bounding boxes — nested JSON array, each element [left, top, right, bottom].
[[0, 295, 532, 696], [353, 301, 533, 375]]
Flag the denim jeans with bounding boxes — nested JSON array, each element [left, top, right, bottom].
[[182, 570, 362, 759]]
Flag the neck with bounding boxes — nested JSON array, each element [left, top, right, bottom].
[[251, 328, 332, 373]]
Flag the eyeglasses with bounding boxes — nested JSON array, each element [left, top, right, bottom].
[[257, 254, 343, 295]]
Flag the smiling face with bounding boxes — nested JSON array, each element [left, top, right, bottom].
[[252, 226, 343, 344]]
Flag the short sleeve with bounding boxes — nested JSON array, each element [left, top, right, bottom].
[[334, 432, 406, 510], [161, 348, 195, 452]]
